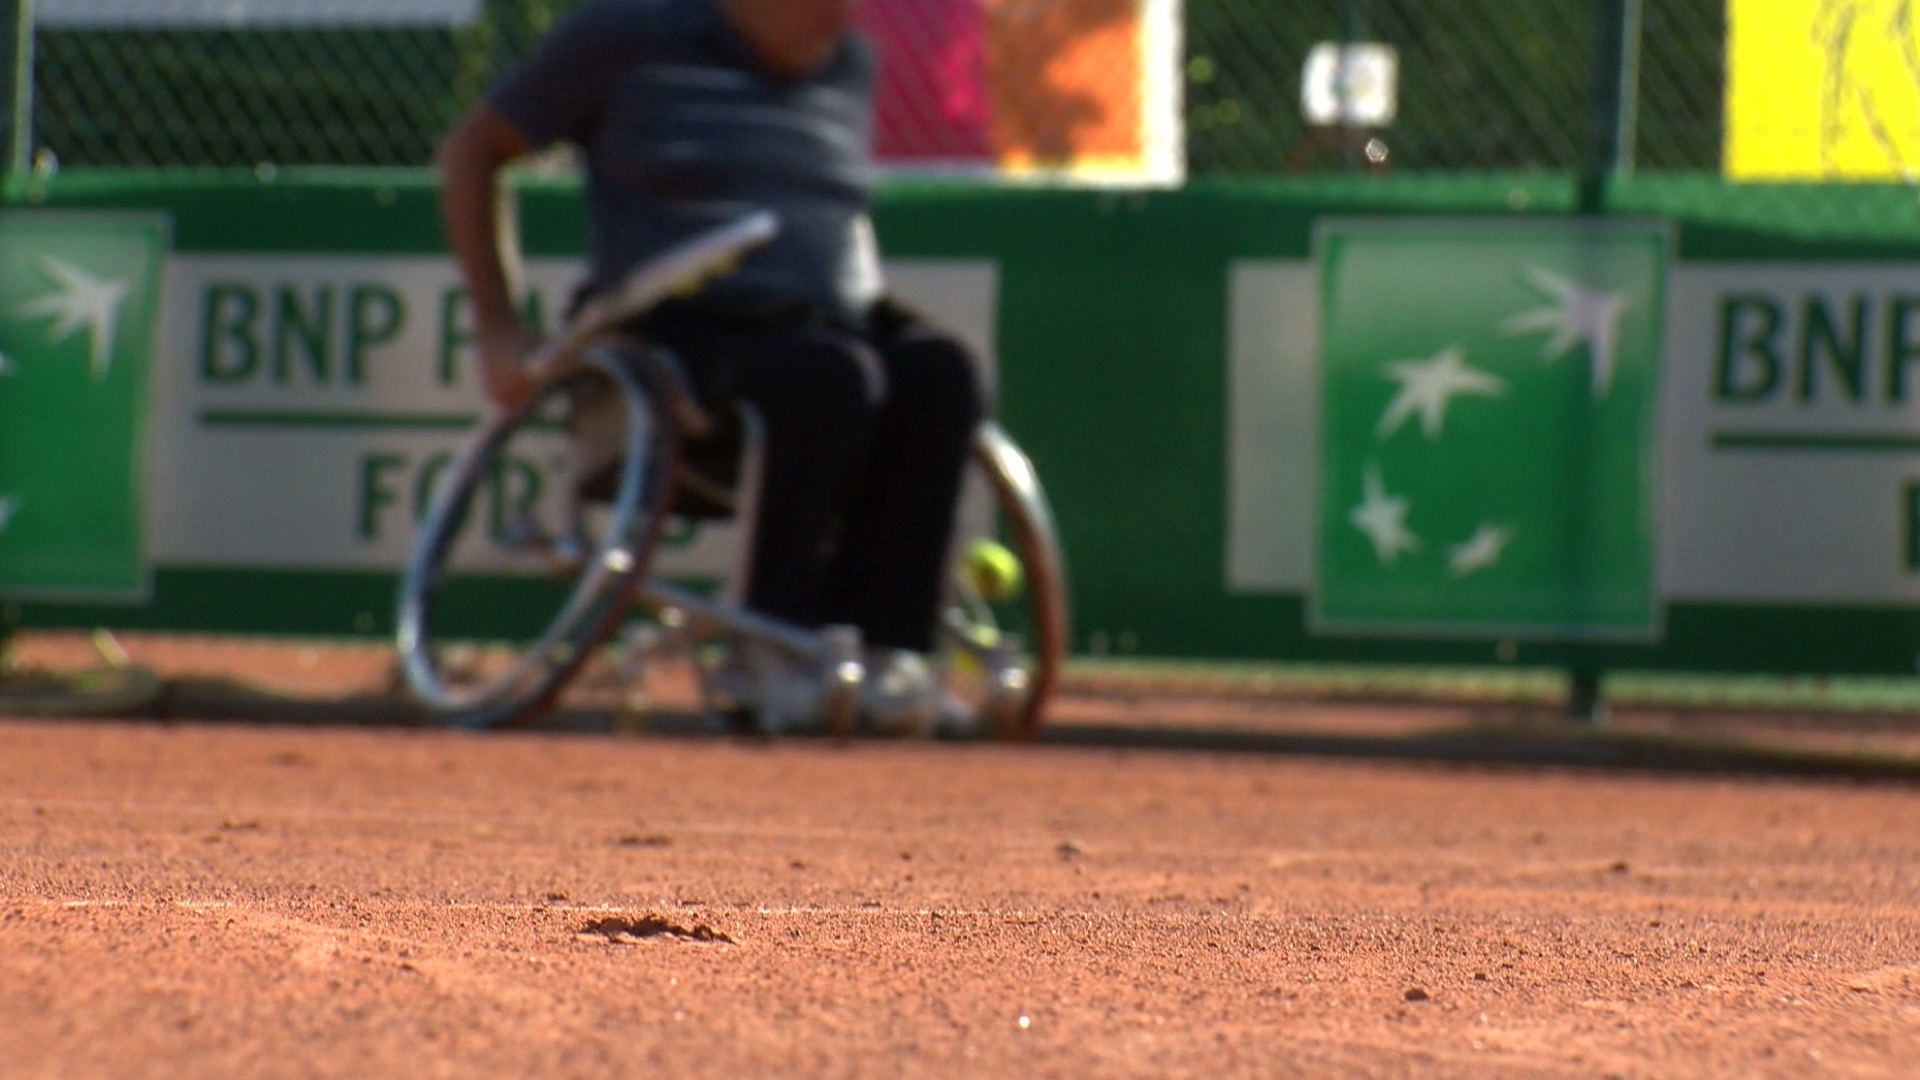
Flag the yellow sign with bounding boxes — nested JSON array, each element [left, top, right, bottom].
[[1727, 0, 1920, 179]]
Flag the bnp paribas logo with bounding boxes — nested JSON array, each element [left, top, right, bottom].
[[1315, 219, 1669, 638], [7, 253, 132, 381], [0, 212, 169, 599]]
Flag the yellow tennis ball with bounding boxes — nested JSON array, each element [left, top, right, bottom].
[[964, 539, 1023, 601]]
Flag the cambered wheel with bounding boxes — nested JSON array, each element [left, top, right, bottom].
[[396, 347, 678, 728], [937, 422, 1069, 740]]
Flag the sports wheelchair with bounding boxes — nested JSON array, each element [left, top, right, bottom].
[[395, 213, 1068, 739]]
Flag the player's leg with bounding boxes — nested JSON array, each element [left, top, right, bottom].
[[832, 299, 1066, 739], [634, 302, 886, 730], [820, 314, 985, 651], [638, 302, 885, 630]]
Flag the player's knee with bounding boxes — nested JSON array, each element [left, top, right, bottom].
[[886, 335, 987, 428], [780, 337, 886, 425]]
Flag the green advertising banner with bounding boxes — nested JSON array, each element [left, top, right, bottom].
[[9, 176, 1920, 679], [0, 212, 168, 599], [1315, 219, 1670, 638]]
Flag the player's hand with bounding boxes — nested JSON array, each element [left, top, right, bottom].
[[475, 322, 542, 409]]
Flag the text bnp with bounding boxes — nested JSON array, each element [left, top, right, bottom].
[[201, 282, 403, 385], [199, 281, 552, 386], [1717, 293, 1920, 404]]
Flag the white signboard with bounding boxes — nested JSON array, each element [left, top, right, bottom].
[[147, 256, 1001, 580], [36, 0, 483, 28], [1228, 258, 1920, 607]]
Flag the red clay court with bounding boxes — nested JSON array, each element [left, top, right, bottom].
[[5, 634, 1920, 1077]]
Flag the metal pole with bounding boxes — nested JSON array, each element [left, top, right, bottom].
[[1568, 0, 1640, 725], [0, 602, 16, 676], [2, 0, 33, 189], [1339, 0, 1367, 173], [1579, 0, 1641, 214]]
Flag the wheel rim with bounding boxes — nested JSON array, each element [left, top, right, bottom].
[[939, 422, 1068, 740], [396, 349, 669, 725]]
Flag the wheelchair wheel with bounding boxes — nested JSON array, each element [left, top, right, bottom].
[[937, 421, 1069, 741], [396, 346, 679, 728]]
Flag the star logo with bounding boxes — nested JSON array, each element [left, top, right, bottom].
[[1313, 221, 1664, 636], [1349, 463, 1421, 566], [1499, 265, 1629, 399], [1447, 523, 1513, 578], [15, 255, 131, 382], [1374, 345, 1507, 441]]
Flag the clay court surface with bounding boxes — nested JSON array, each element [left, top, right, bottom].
[[6, 635, 1920, 1077]]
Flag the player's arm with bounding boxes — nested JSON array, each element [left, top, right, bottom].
[[437, 102, 540, 408]]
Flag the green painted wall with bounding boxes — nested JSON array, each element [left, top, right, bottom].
[[7, 170, 1920, 676]]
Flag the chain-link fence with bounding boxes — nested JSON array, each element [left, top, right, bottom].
[[1189, 0, 1720, 175], [0, 0, 1734, 181]]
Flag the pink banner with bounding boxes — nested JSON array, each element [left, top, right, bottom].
[[858, 0, 1182, 183], [864, 0, 994, 162]]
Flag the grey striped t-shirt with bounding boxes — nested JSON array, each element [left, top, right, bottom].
[[489, 0, 883, 319]]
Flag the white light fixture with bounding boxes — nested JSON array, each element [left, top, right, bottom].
[[1302, 42, 1399, 127]]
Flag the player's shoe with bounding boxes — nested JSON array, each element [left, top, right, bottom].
[[859, 649, 941, 736], [710, 640, 832, 734]]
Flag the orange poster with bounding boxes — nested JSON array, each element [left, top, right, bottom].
[[861, 0, 1183, 185]]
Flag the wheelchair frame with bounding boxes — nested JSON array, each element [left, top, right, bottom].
[[395, 214, 1068, 738]]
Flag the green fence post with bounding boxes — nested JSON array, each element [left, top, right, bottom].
[[2, 0, 30, 665], [1579, 0, 1641, 214], [0, 0, 32, 198], [1338, 0, 1369, 173], [1567, 0, 1642, 725]]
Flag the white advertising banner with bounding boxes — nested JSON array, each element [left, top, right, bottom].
[[1228, 258, 1920, 606], [1662, 263, 1920, 602], [36, 0, 484, 27], [147, 256, 1000, 579]]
